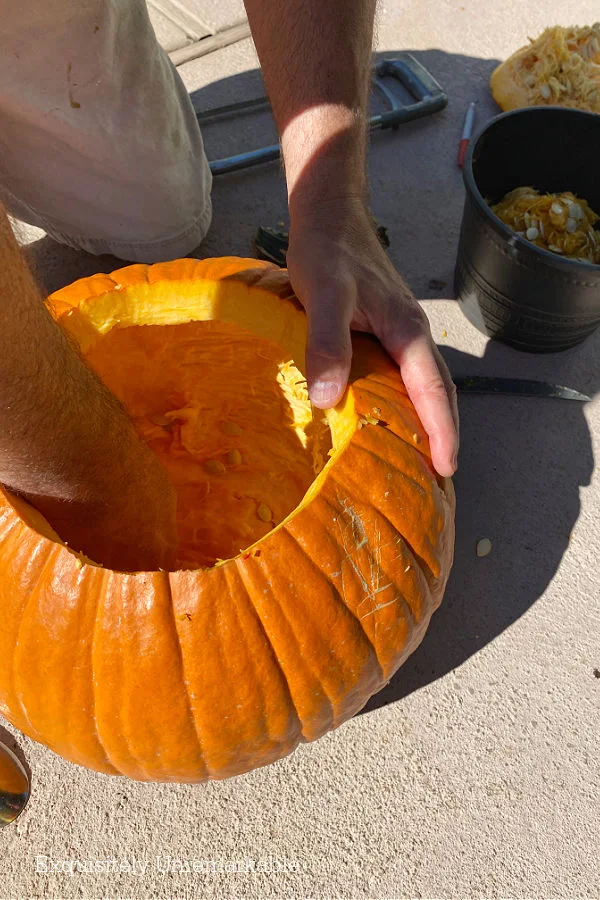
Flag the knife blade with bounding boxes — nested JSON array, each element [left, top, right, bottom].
[[453, 376, 591, 402]]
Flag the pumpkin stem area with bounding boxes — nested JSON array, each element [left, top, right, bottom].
[[84, 320, 333, 569]]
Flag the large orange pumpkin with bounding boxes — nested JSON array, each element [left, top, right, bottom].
[[0, 258, 455, 782]]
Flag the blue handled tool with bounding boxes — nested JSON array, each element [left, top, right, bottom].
[[192, 53, 448, 176]]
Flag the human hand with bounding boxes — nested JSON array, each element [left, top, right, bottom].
[[286, 197, 459, 478]]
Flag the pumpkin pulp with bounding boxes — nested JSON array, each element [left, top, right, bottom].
[[84, 320, 332, 568]]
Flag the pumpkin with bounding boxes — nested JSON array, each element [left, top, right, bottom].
[[0, 258, 455, 782], [491, 24, 600, 112]]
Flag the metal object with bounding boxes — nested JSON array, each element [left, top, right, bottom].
[[457, 100, 476, 168], [453, 376, 591, 402], [193, 54, 448, 176], [0, 741, 30, 828]]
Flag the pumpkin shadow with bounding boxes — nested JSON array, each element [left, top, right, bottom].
[[361, 332, 598, 714]]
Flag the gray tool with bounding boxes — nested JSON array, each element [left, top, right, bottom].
[[192, 54, 448, 176], [454, 376, 591, 402]]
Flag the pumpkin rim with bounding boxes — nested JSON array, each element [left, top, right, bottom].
[[1, 257, 438, 575]]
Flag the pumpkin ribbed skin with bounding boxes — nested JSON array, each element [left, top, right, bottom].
[[0, 258, 454, 782]]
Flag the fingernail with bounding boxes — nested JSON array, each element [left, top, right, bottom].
[[451, 451, 459, 472], [310, 381, 339, 406]]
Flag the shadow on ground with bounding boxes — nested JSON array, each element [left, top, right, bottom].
[[362, 334, 598, 714]]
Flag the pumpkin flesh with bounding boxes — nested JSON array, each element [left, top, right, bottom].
[[85, 320, 333, 569]]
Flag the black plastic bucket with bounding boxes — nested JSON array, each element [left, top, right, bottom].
[[455, 107, 600, 352]]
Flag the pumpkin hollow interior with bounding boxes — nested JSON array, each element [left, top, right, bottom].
[[84, 319, 334, 569]]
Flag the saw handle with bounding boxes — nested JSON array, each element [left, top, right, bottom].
[[198, 53, 447, 175]]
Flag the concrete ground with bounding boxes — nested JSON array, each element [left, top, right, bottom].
[[1, 1, 599, 897]]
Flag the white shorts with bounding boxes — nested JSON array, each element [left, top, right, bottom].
[[0, 0, 212, 262]]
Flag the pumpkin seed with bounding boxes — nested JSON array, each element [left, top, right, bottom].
[[257, 503, 272, 522], [566, 218, 578, 233], [204, 460, 226, 475], [227, 449, 242, 466], [568, 201, 584, 220], [149, 413, 171, 428]]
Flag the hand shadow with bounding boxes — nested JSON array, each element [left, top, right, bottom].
[[361, 333, 598, 713]]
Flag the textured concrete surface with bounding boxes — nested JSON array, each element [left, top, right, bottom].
[[148, 0, 246, 52], [2, 1, 600, 897]]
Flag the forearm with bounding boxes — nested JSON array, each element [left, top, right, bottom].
[[244, 0, 377, 217], [0, 207, 149, 510]]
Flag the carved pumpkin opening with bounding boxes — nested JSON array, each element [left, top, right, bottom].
[[84, 320, 333, 569]]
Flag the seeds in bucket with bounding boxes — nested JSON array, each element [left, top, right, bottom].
[[490, 187, 600, 263]]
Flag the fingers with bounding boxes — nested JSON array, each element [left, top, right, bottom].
[[304, 285, 354, 408], [384, 329, 459, 478], [287, 229, 459, 475]]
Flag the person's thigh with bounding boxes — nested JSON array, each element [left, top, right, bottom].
[[0, 0, 212, 262]]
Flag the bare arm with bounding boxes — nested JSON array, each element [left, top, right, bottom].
[[0, 206, 176, 570], [244, 0, 374, 213], [244, 0, 459, 476]]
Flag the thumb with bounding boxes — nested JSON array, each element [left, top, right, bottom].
[[305, 295, 353, 409]]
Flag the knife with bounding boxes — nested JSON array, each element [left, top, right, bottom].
[[453, 376, 591, 402]]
